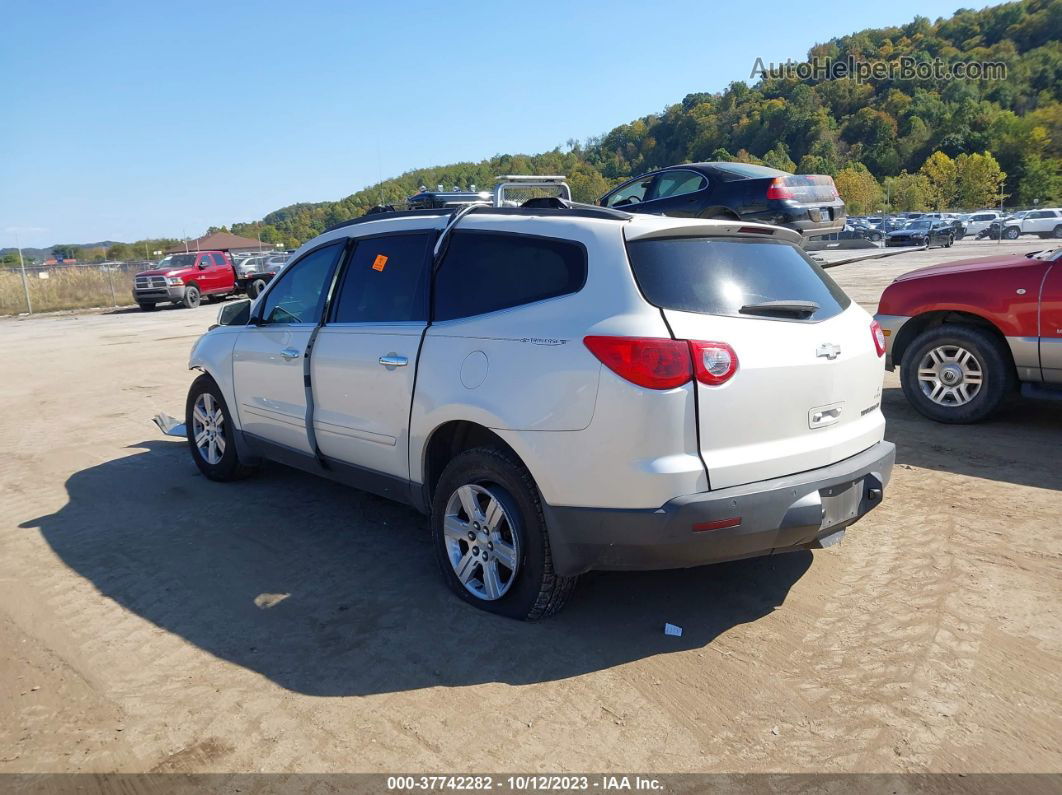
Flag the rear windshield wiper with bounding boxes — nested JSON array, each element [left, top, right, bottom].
[[739, 300, 820, 318]]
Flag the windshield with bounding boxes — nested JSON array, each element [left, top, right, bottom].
[[625, 237, 850, 321], [158, 254, 196, 269]]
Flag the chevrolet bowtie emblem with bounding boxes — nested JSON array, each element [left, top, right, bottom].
[[816, 343, 841, 360]]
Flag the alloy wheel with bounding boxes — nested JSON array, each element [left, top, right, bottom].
[[192, 392, 226, 465], [442, 483, 520, 601], [917, 345, 984, 406]]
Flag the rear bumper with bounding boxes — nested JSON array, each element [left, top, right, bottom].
[[543, 441, 895, 576], [748, 201, 846, 237]]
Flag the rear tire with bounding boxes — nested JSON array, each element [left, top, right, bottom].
[[183, 285, 201, 309], [247, 278, 267, 299], [431, 447, 577, 620], [185, 374, 257, 481], [900, 324, 1015, 424], [1053, 225, 1062, 239], [138, 302, 156, 312]]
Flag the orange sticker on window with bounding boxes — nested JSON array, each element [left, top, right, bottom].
[[371, 254, 388, 271]]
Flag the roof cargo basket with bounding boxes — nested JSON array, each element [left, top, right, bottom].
[[493, 175, 572, 207]]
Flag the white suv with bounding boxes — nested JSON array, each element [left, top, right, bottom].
[[184, 204, 895, 619]]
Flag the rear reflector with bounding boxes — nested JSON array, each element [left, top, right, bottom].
[[693, 517, 742, 532], [583, 336, 692, 390]]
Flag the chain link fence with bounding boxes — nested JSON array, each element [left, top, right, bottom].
[[0, 262, 152, 316]]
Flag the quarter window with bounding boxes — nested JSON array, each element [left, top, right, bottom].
[[433, 231, 587, 321], [331, 233, 433, 323], [259, 241, 344, 325]]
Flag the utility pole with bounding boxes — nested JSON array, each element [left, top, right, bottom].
[[998, 181, 1004, 245], [16, 230, 32, 315]]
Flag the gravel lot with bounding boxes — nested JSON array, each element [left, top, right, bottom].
[[1, 238, 1059, 774]]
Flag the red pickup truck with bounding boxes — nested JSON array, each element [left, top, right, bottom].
[[132, 251, 278, 311], [875, 247, 1062, 422]]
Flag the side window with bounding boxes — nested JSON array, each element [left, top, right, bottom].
[[331, 232, 432, 323], [605, 176, 653, 208], [646, 170, 706, 201], [433, 231, 587, 322], [259, 242, 344, 326]]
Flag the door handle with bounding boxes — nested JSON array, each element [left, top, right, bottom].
[[378, 354, 408, 368], [280, 348, 301, 360]]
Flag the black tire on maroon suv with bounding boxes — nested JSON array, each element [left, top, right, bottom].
[[900, 324, 1015, 424]]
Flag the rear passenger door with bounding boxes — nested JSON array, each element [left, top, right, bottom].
[[635, 169, 708, 217], [1040, 261, 1062, 384], [415, 229, 597, 435], [311, 232, 433, 480]]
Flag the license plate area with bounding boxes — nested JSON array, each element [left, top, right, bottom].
[[819, 479, 863, 528]]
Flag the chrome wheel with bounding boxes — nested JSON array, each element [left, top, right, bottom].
[[191, 392, 226, 465], [917, 345, 983, 406], [442, 484, 520, 601]]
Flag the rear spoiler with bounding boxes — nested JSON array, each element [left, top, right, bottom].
[[624, 219, 803, 245]]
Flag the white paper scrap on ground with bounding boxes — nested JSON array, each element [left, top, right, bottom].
[[664, 623, 683, 637]]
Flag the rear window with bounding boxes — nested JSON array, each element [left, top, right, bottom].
[[712, 163, 788, 179], [626, 237, 850, 321]]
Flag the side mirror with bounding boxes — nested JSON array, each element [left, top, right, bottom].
[[217, 299, 251, 327], [198, 261, 208, 269]]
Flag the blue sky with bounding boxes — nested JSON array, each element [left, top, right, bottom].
[[2, 0, 975, 248]]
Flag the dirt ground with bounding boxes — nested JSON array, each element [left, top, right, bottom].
[[1, 238, 1059, 774]]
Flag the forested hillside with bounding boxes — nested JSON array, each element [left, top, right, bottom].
[[163, 1, 1062, 251]]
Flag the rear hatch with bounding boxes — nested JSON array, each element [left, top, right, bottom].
[[625, 232, 885, 490]]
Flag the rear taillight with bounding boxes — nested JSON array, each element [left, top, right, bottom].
[[688, 341, 739, 385], [766, 177, 795, 200], [870, 320, 886, 357], [584, 337, 738, 389], [583, 336, 692, 389]]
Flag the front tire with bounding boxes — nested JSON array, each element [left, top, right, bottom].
[[431, 447, 576, 620], [1004, 226, 1020, 240], [900, 325, 1015, 424], [182, 285, 201, 309], [185, 374, 256, 481], [1053, 225, 1062, 239]]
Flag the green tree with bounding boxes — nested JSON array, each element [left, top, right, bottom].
[[885, 171, 933, 212], [762, 143, 797, 172], [1015, 153, 1061, 205], [954, 152, 1007, 208], [834, 164, 884, 215], [919, 151, 959, 210]]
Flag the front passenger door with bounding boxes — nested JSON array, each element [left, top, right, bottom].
[[232, 241, 345, 454], [311, 232, 433, 479]]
